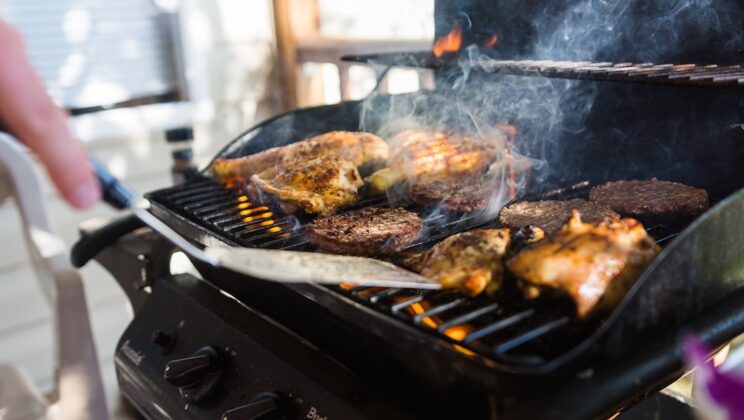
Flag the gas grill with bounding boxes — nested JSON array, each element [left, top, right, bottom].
[[74, 1, 744, 419]]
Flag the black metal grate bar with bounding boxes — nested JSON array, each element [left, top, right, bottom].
[[414, 299, 465, 325], [495, 317, 570, 354], [436, 303, 500, 333], [369, 288, 403, 304], [390, 294, 426, 312], [342, 51, 744, 89], [462, 310, 535, 344]]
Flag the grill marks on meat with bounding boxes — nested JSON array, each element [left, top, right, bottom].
[[589, 178, 709, 220], [212, 131, 389, 181], [416, 229, 511, 296], [409, 179, 489, 213], [250, 157, 363, 216], [498, 199, 620, 235], [306, 207, 423, 256], [365, 130, 500, 194], [507, 211, 660, 318]]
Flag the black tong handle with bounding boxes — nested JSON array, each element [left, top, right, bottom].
[[70, 213, 144, 268]]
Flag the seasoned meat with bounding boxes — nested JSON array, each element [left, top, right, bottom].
[[250, 157, 363, 216], [417, 229, 511, 296], [212, 131, 389, 181], [306, 207, 423, 256], [409, 179, 489, 213], [498, 198, 619, 235], [507, 211, 660, 318], [589, 178, 709, 220], [365, 130, 501, 193]]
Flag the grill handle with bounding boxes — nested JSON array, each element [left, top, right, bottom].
[[70, 213, 144, 268]]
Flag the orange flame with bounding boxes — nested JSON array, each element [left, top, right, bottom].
[[409, 302, 439, 329], [483, 34, 499, 48], [433, 22, 462, 58], [443, 325, 472, 341]]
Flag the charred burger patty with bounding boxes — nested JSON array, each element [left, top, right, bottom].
[[409, 179, 489, 213], [589, 178, 709, 220], [498, 198, 620, 235], [306, 207, 423, 256]]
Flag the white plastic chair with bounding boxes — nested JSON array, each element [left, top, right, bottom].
[[0, 132, 107, 420]]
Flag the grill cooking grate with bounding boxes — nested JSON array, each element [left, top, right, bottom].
[[343, 51, 744, 89], [148, 177, 681, 367], [151, 178, 497, 251]]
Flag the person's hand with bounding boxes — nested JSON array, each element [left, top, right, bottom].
[[0, 20, 99, 209]]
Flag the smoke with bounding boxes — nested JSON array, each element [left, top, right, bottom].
[[356, 0, 741, 228], [531, 0, 740, 62], [358, 50, 589, 224]]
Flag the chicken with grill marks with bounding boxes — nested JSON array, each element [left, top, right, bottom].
[[212, 131, 389, 182], [250, 156, 363, 216], [507, 210, 660, 318], [365, 130, 500, 194], [415, 229, 511, 296]]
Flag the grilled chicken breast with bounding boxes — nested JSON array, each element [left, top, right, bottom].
[[306, 207, 423, 255], [213, 131, 389, 182], [418, 229, 511, 296], [365, 130, 500, 193], [250, 157, 363, 216], [507, 211, 660, 318]]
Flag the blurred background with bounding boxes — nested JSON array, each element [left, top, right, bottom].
[[0, 0, 432, 415]]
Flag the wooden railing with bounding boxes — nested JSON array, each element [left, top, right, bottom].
[[272, 0, 432, 109]]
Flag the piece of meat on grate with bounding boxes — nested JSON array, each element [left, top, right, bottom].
[[498, 198, 619, 235], [507, 211, 660, 318], [212, 131, 389, 181], [250, 156, 363, 216], [589, 178, 709, 220], [417, 229, 511, 296], [409, 178, 490, 213], [306, 207, 423, 256], [365, 130, 501, 194]]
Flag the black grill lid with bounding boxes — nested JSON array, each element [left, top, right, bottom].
[[433, 0, 744, 65]]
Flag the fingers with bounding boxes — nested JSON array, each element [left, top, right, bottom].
[[0, 20, 100, 209]]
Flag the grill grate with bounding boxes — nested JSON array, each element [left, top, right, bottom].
[[342, 51, 744, 89], [150, 178, 497, 251], [148, 177, 682, 367]]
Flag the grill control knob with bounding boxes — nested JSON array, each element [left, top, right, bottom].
[[164, 346, 223, 403], [221, 393, 281, 420]]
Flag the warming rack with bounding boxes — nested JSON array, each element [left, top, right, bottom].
[[342, 51, 744, 89]]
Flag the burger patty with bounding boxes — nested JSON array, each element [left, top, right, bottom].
[[306, 207, 424, 256], [409, 180, 489, 213], [589, 179, 709, 219], [498, 198, 620, 235]]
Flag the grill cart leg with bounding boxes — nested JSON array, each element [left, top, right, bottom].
[[0, 133, 107, 419]]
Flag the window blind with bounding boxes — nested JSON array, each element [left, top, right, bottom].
[[1, 0, 179, 110]]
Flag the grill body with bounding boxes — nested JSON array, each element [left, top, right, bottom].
[[107, 1, 744, 417], [143, 91, 744, 406]]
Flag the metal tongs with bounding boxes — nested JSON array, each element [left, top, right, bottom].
[[135, 207, 442, 290]]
